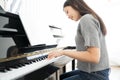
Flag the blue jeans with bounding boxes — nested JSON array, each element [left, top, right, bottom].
[[60, 68, 110, 80]]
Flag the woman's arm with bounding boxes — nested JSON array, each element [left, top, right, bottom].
[[47, 47, 100, 64]]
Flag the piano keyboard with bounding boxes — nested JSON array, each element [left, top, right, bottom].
[[0, 55, 64, 80], [0, 47, 65, 80]]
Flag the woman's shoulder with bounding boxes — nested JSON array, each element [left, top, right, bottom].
[[80, 14, 99, 23]]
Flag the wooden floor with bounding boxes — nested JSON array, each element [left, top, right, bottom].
[[109, 66, 120, 80]]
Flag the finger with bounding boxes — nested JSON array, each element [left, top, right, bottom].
[[47, 55, 54, 60]]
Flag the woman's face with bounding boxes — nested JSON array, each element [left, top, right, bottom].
[[63, 6, 81, 21]]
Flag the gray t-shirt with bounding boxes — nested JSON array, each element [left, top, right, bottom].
[[75, 14, 110, 73]]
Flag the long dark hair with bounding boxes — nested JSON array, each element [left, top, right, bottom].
[[63, 0, 107, 36]]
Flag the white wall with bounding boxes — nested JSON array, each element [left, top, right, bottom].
[[0, 0, 5, 9]]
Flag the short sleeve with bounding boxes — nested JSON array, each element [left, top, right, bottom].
[[80, 15, 100, 48]]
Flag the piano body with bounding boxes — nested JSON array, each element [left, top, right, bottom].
[[0, 7, 68, 80]]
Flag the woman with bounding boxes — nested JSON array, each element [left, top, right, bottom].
[[48, 0, 110, 80]]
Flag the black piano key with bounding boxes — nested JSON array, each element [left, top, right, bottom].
[[26, 61, 32, 64], [0, 69, 6, 72], [9, 64, 20, 68], [18, 62, 25, 66], [21, 63, 26, 66], [0, 66, 7, 72], [32, 60, 36, 62], [16, 64, 23, 67], [5, 67, 11, 71], [38, 58, 42, 61], [25, 62, 31, 65]]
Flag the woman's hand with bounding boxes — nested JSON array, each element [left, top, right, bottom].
[[47, 50, 63, 59]]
